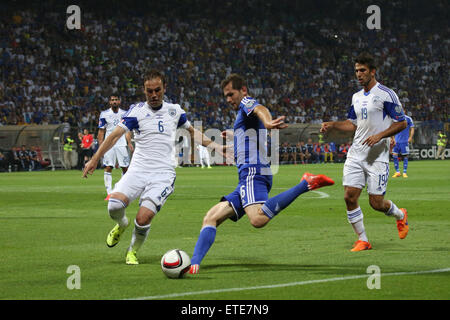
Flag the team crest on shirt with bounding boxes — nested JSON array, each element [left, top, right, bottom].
[[168, 108, 177, 117], [243, 98, 256, 109]]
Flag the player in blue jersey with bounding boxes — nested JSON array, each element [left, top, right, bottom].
[[392, 115, 414, 178], [189, 74, 334, 274]]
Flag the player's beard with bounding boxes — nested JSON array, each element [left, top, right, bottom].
[[360, 74, 375, 89]]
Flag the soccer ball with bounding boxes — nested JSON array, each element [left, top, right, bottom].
[[161, 249, 191, 279]]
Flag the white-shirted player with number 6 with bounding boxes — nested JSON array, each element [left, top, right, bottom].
[[83, 70, 228, 265], [321, 52, 409, 252]]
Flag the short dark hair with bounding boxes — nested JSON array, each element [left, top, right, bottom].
[[109, 94, 120, 100], [143, 69, 166, 86], [220, 73, 247, 91], [354, 52, 377, 70]]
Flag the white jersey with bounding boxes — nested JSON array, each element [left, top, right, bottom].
[[197, 145, 209, 158], [347, 82, 405, 163], [98, 108, 128, 147], [118, 101, 191, 173]]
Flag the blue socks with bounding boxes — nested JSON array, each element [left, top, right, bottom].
[[261, 180, 309, 219], [393, 155, 399, 173], [191, 226, 217, 265], [393, 155, 408, 174], [191, 180, 310, 267], [403, 156, 408, 173]]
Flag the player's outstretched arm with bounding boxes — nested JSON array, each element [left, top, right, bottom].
[[82, 126, 126, 178], [187, 126, 232, 162], [321, 120, 356, 133], [253, 105, 288, 130]]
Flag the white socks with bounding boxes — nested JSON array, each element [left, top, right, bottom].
[[129, 219, 151, 252], [347, 201, 404, 243], [386, 201, 404, 220], [347, 207, 368, 242], [104, 172, 112, 195]]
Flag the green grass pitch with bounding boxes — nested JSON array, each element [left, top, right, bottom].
[[0, 161, 449, 300]]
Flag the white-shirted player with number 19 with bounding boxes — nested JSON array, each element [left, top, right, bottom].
[[321, 52, 409, 252], [83, 70, 228, 265]]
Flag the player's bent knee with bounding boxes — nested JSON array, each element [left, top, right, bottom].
[[108, 198, 127, 211], [249, 217, 268, 229], [108, 198, 127, 220], [104, 166, 113, 173], [109, 193, 129, 206], [202, 214, 215, 226], [136, 203, 156, 226], [203, 201, 233, 227], [248, 207, 269, 228]]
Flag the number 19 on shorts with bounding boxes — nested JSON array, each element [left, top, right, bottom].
[[378, 164, 389, 187]]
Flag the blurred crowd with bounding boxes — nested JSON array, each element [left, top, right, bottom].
[[0, 145, 50, 172], [279, 139, 352, 165], [0, 0, 448, 133]]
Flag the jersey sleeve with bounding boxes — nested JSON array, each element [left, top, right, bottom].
[[239, 97, 261, 116], [98, 112, 106, 129], [118, 104, 139, 132], [347, 105, 357, 125], [177, 109, 191, 129], [408, 116, 414, 128], [382, 91, 405, 122]]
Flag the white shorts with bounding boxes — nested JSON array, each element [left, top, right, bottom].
[[112, 170, 176, 213], [103, 146, 130, 168], [343, 159, 390, 195]]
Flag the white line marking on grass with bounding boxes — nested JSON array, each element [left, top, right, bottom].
[[126, 268, 450, 300], [272, 189, 330, 198], [310, 190, 330, 198]]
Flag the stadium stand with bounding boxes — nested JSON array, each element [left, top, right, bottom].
[[0, 0, 448, 160]]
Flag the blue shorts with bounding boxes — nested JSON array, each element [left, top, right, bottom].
[[221, 167, 272, 222], [393, 142, 409, 155]]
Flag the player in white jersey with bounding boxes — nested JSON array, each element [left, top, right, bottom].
[[321, 52, 409, 251], [97, 95, 134, 200], [83, 70, 227, 265], [197, 144, 212, 168]]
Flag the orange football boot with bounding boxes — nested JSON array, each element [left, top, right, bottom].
[[301, 172, 335, 190], [351, 240, 372, 252], [396, 208, 409, 239], [189, 264, 200, 274]]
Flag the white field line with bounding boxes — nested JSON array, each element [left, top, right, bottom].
[[126, 267, 450, 300]]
